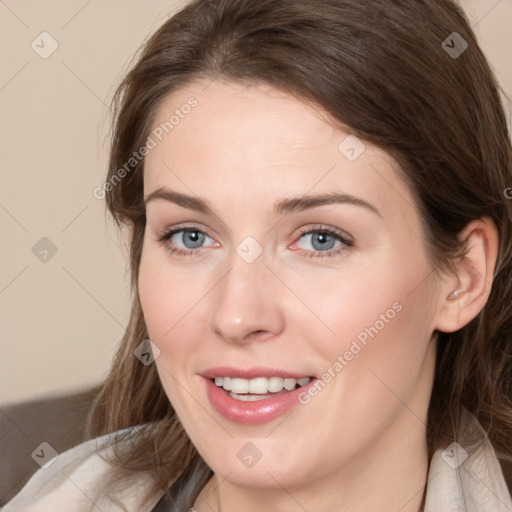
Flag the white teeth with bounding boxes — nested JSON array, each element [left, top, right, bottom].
[[213, 376, 311, 395], [283, 378, 296, 391], [223, 377, 232, 391], [249, 377, 268, 394], [230, 378, 249, 394], [268, 377, 284, 392]]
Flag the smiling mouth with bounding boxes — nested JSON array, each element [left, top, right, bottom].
[[212, 376, 313, 401]]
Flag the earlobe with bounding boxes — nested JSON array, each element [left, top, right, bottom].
[[435, 217, 499, 333]]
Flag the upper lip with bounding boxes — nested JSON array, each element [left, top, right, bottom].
[[201, 366, 314, 380]]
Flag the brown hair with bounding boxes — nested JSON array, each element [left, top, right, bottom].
[[88, 0, 512, 507]]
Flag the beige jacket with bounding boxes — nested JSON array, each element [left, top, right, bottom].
[[2, 414, 512, 511]]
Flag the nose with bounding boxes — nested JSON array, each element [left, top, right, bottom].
[[210, 249, 285, 345]]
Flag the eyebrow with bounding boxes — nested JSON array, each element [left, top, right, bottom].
[[144, 187, 382, 218]]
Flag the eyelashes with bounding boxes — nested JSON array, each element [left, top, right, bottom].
[[155, 224, 354, 259]]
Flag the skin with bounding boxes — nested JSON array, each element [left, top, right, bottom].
[[138, 79, 498, 512]]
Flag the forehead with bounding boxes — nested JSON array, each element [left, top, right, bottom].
[[148, 80, 342, 168], [143, 79, 417, 226]]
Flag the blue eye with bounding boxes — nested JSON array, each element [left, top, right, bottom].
[[156, 227, 215, 257], [155, 224, 353, 259], [298, 231, 340, 251], [293, 227, 353, 259], [173, 229, 207, 249]]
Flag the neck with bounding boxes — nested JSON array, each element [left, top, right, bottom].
[[195, 412, 430, 512]]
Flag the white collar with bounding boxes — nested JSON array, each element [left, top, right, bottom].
[[424, 410, 512, 511]]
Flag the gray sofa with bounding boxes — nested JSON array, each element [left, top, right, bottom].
[[0, 387, 100, 505]]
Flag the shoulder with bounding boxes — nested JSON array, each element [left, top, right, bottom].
[[1, 428, 165, 512], [424, 409, 512, 512]]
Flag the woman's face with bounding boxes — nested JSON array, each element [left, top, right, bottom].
[[139, 80, 443, 492]]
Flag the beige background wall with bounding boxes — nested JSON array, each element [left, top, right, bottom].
[[1, 0, 511, 405]]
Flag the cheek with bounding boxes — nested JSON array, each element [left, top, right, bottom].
[[138, 242, 205, 344], [138, 251, 201, 411], [292, 252, 431, 346], [299, 249, 437, 393], [137, 241, 216, 409], [285, 257, 437, 464]]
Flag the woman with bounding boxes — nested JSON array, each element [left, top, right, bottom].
[[3, 0, 511, 510]]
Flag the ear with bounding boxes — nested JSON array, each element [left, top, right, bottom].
[[435, 217, 499, 333]]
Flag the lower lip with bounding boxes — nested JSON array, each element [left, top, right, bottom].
[[204, 377, 317, 424]]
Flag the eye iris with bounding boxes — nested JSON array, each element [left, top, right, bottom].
[[182, 230, 205, 249], [174, 230, 340, 252], [311, 232, 336, 251]]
